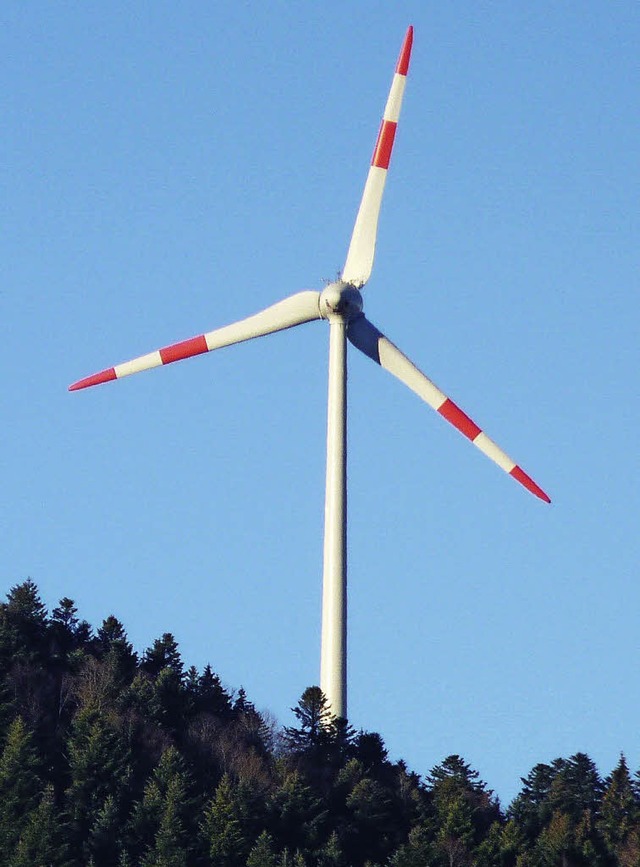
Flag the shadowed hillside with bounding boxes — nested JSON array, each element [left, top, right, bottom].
[[1, 579, 638, 866]]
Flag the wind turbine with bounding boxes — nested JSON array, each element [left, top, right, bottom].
[[70, 26, 550, 721]]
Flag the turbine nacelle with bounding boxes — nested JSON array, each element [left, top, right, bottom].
[[319, 282, 364, 321]]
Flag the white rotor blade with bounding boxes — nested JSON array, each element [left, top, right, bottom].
[[342, 25, 413, 288], [347, 316, 550, 502], [69, 291, 322, 391]]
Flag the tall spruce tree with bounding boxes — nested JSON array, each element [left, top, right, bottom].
[[0, 580, 48, 665], [597, 754, 640, 862], [9, 783, 62, 867], [0, 716, 43, 857], [201, 774, 253, 867], [127, 746, 197, 866], [64, 706, 131, 862], [284, 688, 332, 754], [246, 830, 278, 867]]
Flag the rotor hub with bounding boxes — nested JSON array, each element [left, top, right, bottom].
[[319, 282, 364, 321]]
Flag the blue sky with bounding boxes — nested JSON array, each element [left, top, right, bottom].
[[2, 2, 638, 803]]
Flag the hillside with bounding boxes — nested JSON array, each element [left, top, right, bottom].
[[0, 579, 637, 866]]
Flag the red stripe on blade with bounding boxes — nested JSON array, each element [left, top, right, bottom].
[[372, 120, 397, 169], [396, 25, 414, 76], [68, 367, 117, 391], [510, 466, 551, 503], [160, 334, 208, 365], [438, 398, 482, 441]]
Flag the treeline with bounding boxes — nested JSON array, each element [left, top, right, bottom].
[[0, 580, 638, 866]]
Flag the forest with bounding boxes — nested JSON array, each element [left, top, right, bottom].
[[0, 579, 638, 867]]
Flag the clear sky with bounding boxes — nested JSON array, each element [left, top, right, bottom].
[[2, 2, 638, 804]]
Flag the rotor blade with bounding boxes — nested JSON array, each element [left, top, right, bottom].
[[69, 290, 322, 391], [342, 25, 413, 288], [347, 316, 550, 502]]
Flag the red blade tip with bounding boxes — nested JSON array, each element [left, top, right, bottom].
[[510, 465, 551, 503], [396, 26, 414, 76], [68, 368, 117, 391]]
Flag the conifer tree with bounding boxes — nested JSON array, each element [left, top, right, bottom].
[[267, 770, 327, 856], [246, 830, 278, 867], [128, 746, 197, 866], [507, 761, 558, 845], [201, 773, 252, 867], [0, 716, 42, 856], [388, 825, 436, 867], [142, 633, 184, 678], [597, 754, 639, 862], [97, 615, 138, 683], [141, 773, 190, 867], [50, 597, 81, 660], [344, 776, 397, 864], [65, 706, 131, 861], [198, 664, 232, 717], [0, 580, 48, 665], [435, 792, 475, 867], [87, 793, 125, 866], [284, 687, 332, 754], [427, 755, 499, 866], [9, 783, 61, 867], [316, 830, 345, 867], [353, 731, 388, 775]]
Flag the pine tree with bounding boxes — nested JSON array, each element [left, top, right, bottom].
[[142, 633, 184, 678], [153, 666, 186, 735], [283, 687, 332, 754], [598, 754, 640, 862], [435, 793, 475, 867], [0, 579, 48, 665], [344, 776, 398, 865], [201, 774, 252, 867], [498, 818, 527, 867], [549, 752, 604, 822], [427, 756, 499, 866], [127, 746, 197, 866], [8, 783, 62, 867], [267, 770, 327, 855], [87, 793, 125, 866], [533, 809, 572, 866], [353, 731, 388, 775], [0, 716, 42, 856], [199, 664, 233, 717], [316, 830, 345, 867], [96, 615, 137, 683], [246, 830, 278, 867], [141, 773, 190, 867], [50, 597, 81, 659], [507, 761, 558, 846], [64, 706, 131, 861], [388, 825, 436, 867]]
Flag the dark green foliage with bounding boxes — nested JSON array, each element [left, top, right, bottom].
[[143, 633, 184, 678], [0, 580, 48, 663], [598, 754, 639, 861], [283, 686, 332, 755], [9, 783, 62, 867], [64, 706, 131, 862], [201, 774, 253, 866], [267, 769, 327, 855], [2, 580, 640, 867], [246, 830, 277, 867], [128, 746, 198, 866], [96, 615, 138, 683], [0, 716, 43, 856]]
